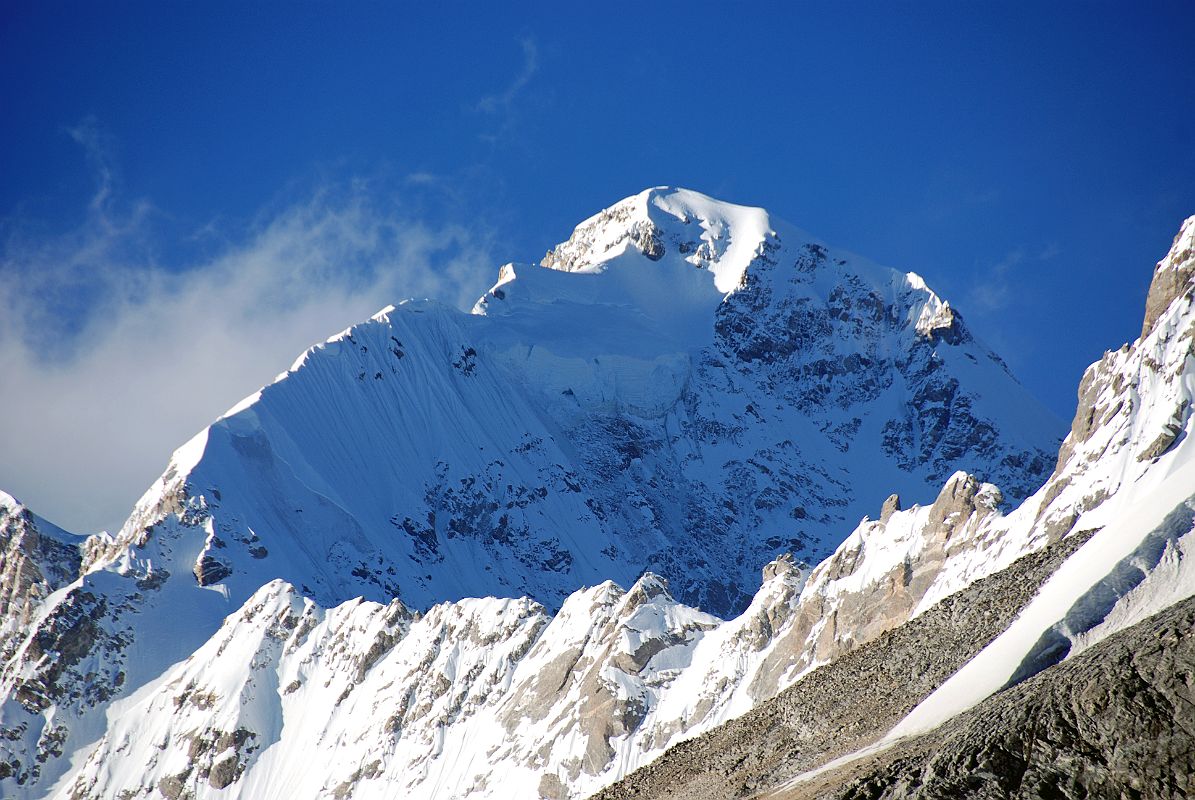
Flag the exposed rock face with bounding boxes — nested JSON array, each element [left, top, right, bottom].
[[1141, 215, 1195, 337], [1041, 214, 1195, 542], [0, 493, 81, 666], [878, 494, 900, 523], [193, 553, 232, 586], [802, 594, 1195, 800]]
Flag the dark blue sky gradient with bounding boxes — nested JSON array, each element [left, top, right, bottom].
[[2, 1, 1193, 418]]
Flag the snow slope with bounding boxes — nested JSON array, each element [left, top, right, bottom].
[[0, 188, 1064, 797]]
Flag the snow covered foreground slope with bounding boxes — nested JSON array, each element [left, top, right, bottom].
[[0, 188, 1067, 796], [31, 215, 1195, 800]]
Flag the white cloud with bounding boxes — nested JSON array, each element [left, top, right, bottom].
[[474, 37, 538, 114], [67, 117, 118, 216], [0, 154, 496, 535], [968, 249, 1024, 312], [473, 37, 539, 142], [968, 241, 1064, 315]]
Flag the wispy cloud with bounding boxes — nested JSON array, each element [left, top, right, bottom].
[[0, 132, 496, 535], [1037, 241, 1062, 261], [969, 249, 1024, 312], [967, 238, 1065, 315], [475, 37, 538, 114], [66, 117, 119, 217], [472, 37, 539, 142]]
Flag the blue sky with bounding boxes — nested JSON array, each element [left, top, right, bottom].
[[2, 1, 1193, 532]]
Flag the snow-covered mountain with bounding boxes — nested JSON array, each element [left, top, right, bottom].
[[88, 186, 1058, 614], [0, 188, 1071, 797]]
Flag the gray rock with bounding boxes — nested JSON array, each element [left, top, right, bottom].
[[762, 554, 797, 582], [879, 494, 901, 524], [1141, 217, 1195, 338], [1138, 421, 1185, 461], [0, 501, 82, 664], [208, 755, 239, 790], [193, 554, 232, 586]]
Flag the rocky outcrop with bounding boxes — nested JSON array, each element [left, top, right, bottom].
[[0, 493, 81, 665], [1141, 215, 1195, 337], [1040, 215, 1195, 543], [736, 471, 1006, 699], [878, 494, 900, 523]]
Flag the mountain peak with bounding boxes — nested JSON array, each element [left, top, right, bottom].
[[84, 187, 1060, 619], [539, 186, 776, 294], [0, 489, 21, 514]]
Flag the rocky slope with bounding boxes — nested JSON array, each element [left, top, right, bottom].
[[0, 188, 1079, 798], [786, 593, 1195, 800], [591, 530, 1096, 800]]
